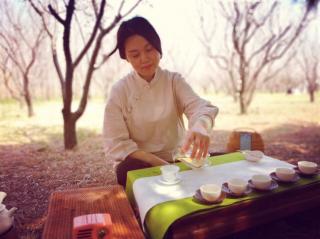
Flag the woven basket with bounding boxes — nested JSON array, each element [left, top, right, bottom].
[[227, 128, 264, 152]]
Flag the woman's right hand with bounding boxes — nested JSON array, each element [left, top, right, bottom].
[[181, 127, 210, 160], [181, 116, 212, 160]]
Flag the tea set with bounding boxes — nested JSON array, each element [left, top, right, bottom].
[[158, 150, 319, 204]]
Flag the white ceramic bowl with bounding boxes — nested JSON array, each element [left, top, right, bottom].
[[228, 178, 247, 195], [298, 161, 318, 174], [160, 165, 180, 182], [243, 150, 264, 162], [200, 184, 221, 202], [251, 174, 272, 190], [275, 168, 295, 181]]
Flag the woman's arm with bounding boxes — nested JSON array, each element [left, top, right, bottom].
[[103, 84, 139, 162], [129, 150, 169, 166], [173, 74, 219, 159]]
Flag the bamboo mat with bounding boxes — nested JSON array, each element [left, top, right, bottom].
[[42, 185, 144, 239]]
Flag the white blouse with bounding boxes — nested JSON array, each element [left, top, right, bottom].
[[103, 67, 218, 163]]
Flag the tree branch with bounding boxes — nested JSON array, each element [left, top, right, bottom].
[[48, 4, 65, 25], [75, 0, 142, 118], [73, 0, 106, 68], [27, 0, 53, 38]]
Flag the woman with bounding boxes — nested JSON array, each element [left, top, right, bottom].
[[103, 16, 219, 187]]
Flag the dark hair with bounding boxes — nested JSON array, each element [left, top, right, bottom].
[[112, 16, 162, 59]]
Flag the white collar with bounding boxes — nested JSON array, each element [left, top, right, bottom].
[[133, 67, 161, 88]]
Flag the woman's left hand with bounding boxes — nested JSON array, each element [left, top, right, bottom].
[[181, 125, 210, 160]]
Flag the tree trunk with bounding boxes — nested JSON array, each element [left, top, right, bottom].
[[23, 76, 34, 117], [63, 112, 77, 149], [239, 62, 247, 114], [25, 96, 34, 117], [309, 89, 315, 102], [239, 91, 247, 114]]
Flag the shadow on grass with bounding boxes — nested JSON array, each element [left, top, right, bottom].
[[262, 123, 320, 164]]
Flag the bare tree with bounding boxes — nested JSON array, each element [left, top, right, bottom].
[[0, 0, 44, 117], [197, 2, 238, 101], [306, 0, 319, 10], [261, 58, 301, 94], [199, 1, 311, 114], [28, 0, 142, 149], [0, 55, 24, 105], [296, 38, 319, 102], [93, 56, 128, 100]]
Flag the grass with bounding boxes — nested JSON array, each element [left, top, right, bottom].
[[0, 98, 105, 145], [0, 92, 319, 146], [206, 92, 320, 131]]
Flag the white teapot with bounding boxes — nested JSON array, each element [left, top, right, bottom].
[[0, 192, 17, 235]]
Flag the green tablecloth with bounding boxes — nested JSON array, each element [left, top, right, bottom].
[[126, 152, 245, 204], [125, 153, 320, 239]]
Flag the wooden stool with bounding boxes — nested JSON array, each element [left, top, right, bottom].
[[42, 185, 144, 239]]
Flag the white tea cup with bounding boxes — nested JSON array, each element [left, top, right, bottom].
[[243, 150, 264, 162], [298, 161, 318, 174], [160, 165, 180, 182], [275, 168, 295, 181], [228, 178, 247, 195], [251, 174, 272, 190], [200, 184, 221, 202]]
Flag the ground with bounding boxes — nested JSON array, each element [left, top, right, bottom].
[[0, 93, 319, 238]]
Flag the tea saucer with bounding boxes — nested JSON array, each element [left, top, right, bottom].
[[157, 177, 181, 185], [294, 167, 320, 177], [248, 179, 278, 191], [193, 189, 226, 205], [222, 182, 252, 198], [270, 172, 300, 183]]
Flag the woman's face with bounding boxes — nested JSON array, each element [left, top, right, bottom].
[[124, 35, 161, 82]]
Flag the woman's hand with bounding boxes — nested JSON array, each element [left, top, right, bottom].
[[181, 120, 211, 160]]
